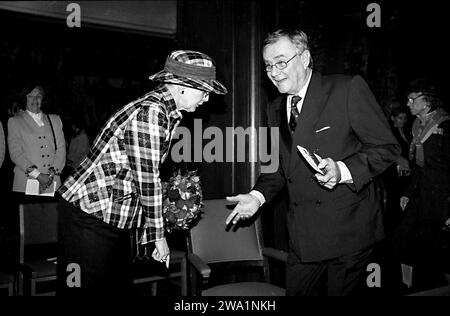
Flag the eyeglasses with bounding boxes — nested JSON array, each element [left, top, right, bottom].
[[202, 92, 210, 100], [265, 54, 298, 72], [27, 94, 43, 99], [407, 94, 423, 104]]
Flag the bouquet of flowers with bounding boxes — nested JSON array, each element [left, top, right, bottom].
[[162, 170, 203, 233]]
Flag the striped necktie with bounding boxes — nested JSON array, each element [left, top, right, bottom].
[[289, 95, 302, 132]]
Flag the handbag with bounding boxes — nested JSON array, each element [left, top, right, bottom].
[[47, 114, 57, 151]]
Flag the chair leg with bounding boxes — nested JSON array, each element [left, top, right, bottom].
[[31, 280, 36, 296], [401, 263, 413, 288], [151, 282, 158, 296], [181, 257, 187, 296]]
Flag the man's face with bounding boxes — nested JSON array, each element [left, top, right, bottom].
[[177, 87, 209, 112], [263, 37, 310, 95]]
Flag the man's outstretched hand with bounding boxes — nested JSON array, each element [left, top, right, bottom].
[[225, 194, 261, 225]]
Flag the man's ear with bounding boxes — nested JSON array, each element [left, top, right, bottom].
[[300, 50, 310, 67]]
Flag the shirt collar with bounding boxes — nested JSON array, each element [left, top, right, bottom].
[[289, 70, 312, 105], [26, 110, 45, 127], [27, 110, 43, 119], [297, 69, 312, 99], [159, 84, 183, 121]]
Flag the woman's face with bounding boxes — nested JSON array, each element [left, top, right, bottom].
[[177, 87, 210, 112], [391, 112, 408, 128], [26, 87, 43, 113], [407, 92, 428, 117]]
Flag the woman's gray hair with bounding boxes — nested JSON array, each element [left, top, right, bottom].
[[263, 29, 313, 68]]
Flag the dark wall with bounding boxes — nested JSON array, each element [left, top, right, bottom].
[[0, 10, 176, 140]]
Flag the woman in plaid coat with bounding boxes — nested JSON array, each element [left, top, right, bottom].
[[57, 50, 227, 295]]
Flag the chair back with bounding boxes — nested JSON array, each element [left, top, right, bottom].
[[189, 199, 263, 265], [19, 202, 58, 263]]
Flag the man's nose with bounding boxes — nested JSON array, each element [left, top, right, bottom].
[[269, 67, 282, 77]]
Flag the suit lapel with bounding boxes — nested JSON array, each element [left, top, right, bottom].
[[271, 96, 291, 173], [21, 111, 39, 132], [289, 72, 328, 172], [278, 96, 292, 150]]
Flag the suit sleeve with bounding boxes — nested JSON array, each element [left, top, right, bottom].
[[343, 75, 400, 192], [7, 117, 32, 172], [252, 165, 286, 204], [252, 103, 286, 203]]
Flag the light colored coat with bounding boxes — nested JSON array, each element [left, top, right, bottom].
[[7, 111, 66, 192], [0, 121, 5, 169]]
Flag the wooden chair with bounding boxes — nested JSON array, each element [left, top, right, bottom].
[[0, 272, 14, 296], [187, 199, 287, 296], [408, 285, 450, 296], [19, 202, 58, 296]]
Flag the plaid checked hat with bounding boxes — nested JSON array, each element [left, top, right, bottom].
[[149, 50, 228, 95]]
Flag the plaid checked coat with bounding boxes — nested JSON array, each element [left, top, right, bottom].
[[59, 85, 182, 245]]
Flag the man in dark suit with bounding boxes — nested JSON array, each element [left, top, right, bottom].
[[226, 29, 400, 296]]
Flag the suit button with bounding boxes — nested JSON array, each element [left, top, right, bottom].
[[42, 155, 45, 157], [293, 202, 298, 207], [316, 200, 321, 206]]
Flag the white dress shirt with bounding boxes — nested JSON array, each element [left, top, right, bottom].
[[27, 110, 45, 127]]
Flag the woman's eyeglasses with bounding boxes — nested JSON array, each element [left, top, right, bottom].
[[407, 94, 423, 104]]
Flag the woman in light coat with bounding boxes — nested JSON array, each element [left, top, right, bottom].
[[7, 84, 66, 195]]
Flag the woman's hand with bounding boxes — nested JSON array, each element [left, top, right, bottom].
[[397, 157, 411, 176], [37, 173, 53, 189], [153, 238, 170, 268]]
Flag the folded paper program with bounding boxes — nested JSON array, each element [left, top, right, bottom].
[[297, 145, 325, 175], [25, 179, 56, 196]]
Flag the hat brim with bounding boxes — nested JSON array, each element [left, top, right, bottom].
[[149, 71, 228, 95]]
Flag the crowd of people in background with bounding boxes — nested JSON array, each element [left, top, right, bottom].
[[380, 79, 450, 293]]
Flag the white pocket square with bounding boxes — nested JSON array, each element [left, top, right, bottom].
[[315, 126, 331, 133]]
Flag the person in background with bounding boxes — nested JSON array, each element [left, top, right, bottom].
[[226, 29, 400, 296], [7, 84, 66, 197], [7, 100, 20, 117], [377, 105, 412, 294], [66, 119, 90, 173], [393, 79, 450, 292], [383, 105, 412, 236], [57, 50, 227, 295]]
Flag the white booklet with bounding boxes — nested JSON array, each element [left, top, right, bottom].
[[25, 179, 57, 197], [296, 145, 325, 175]]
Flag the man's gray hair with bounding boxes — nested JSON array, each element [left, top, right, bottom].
[[263, 29, 313, 68]]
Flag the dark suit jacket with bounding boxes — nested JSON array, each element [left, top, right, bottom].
[[254, 72, 400, 262]]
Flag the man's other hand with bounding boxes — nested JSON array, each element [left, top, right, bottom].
[[315, 158, 341, 189], [225, 194, 261, 225]]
